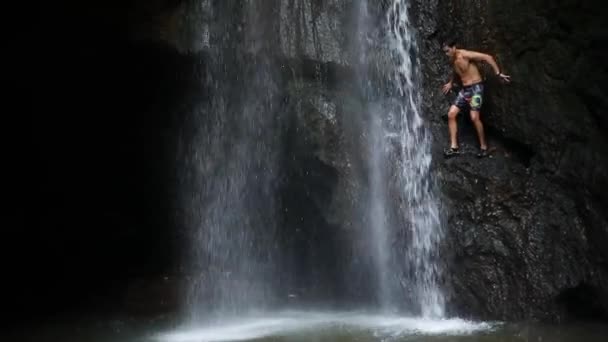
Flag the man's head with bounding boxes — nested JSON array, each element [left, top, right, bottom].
[[442, 39, 457, 57]]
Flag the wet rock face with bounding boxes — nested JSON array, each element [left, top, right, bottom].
[[411, 0, 608, 321], [139, 0, 356, 62], [278, 0, 356, 65]]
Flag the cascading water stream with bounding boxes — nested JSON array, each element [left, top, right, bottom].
[[355, 0, 395, 312], [176, 2, 283, 323], [355, 0, 446, 317], [385, 0, 446, 318]]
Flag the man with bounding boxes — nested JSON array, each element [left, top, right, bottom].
[[441, 39, 511, 158]]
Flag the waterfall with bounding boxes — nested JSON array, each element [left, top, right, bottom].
[[385, 0, 446, 318], [176, 2, 282, 322], [355, 0, 446, 317], [176, 0, 445, 323], [353, 0, 395, 312]]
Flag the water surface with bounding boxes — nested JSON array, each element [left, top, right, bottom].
[[7, 311, 607, 342]]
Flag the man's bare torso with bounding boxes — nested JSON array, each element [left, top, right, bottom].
[[453, 49, 483, 86]]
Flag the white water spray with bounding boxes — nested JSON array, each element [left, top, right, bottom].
[[386, 0, 446, 318]]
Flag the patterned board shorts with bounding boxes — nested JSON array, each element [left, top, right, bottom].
[[454, 82, 484, 111]]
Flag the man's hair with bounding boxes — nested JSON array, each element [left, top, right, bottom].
[[442, 38, 456, 48]]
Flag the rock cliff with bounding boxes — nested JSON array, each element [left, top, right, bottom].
[[411, 0, 608, 321]]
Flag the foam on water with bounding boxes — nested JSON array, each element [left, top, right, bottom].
[[155, 311, 494, 342]]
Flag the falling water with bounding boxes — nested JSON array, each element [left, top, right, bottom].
[[176, 1, 282, 322], [385, 0, 446, 317], [176, 0, 444, 324], [354, 1, 395, 311], [354, 0, 445, 317]]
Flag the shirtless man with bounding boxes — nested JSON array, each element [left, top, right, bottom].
[[441, 39, 511, 158]]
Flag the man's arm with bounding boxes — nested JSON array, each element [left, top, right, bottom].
[[447, 72, 454, 85], [461, 49, 510, 81], [442, 72, 456, 94], [461, 50, 500, 74]]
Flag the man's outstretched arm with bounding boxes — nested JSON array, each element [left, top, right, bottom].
[[461, 50, 511, 82]]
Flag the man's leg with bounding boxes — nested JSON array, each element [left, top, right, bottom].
[[470, 110, 488, 150], [469, 84, 488, 153], [448, 105, 460, 149]]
